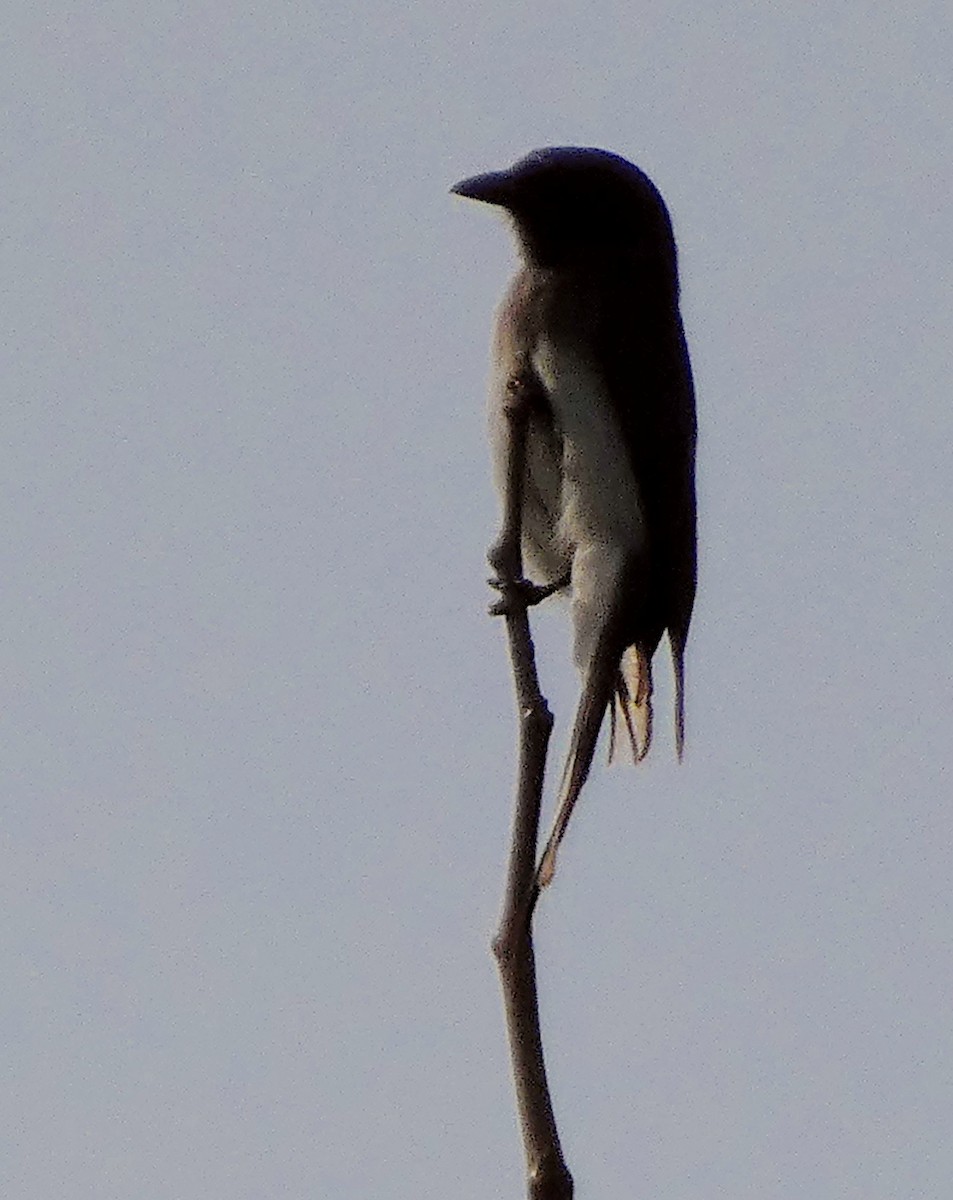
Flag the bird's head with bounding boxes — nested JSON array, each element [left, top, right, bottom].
[[451, 146, 677, 271]]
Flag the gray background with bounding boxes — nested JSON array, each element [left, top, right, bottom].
[[4, 3, 952, 1197]]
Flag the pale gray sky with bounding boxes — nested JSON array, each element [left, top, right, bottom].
[[3, 3, 952, 1197]]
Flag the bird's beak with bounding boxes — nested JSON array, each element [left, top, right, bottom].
[[450, 169, 514, 207]]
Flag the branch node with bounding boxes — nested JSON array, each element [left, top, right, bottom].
[[520, 702, 553, 735]]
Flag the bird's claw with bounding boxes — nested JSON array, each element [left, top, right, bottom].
[[487, 576, 563, 616]]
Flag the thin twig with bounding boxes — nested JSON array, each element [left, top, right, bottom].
[[489, 377, 573, 1199]]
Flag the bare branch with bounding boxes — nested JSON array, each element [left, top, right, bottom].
[[489, 376, 573, 1199]]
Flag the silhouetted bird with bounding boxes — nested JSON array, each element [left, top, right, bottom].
[[453, 147, 697, 886]]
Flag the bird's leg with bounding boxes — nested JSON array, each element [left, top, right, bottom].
[[486, 366, 563, 617]]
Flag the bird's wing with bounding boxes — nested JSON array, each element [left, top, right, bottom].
[[590, 266, 697, 752]]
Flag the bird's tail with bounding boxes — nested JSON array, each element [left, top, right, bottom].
[[608, 644, 654, 764], [535, 629, 621, 890], [537, 634, 686, 892]]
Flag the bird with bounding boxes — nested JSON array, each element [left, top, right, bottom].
[[452, 147, 697, 888]]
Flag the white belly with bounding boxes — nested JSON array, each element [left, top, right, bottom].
[[530, 337, 646, 667]]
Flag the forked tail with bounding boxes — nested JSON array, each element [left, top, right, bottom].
[[537, 633, 686, 890]]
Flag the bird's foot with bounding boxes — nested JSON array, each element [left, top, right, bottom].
[[487, 575, 567, 616]]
